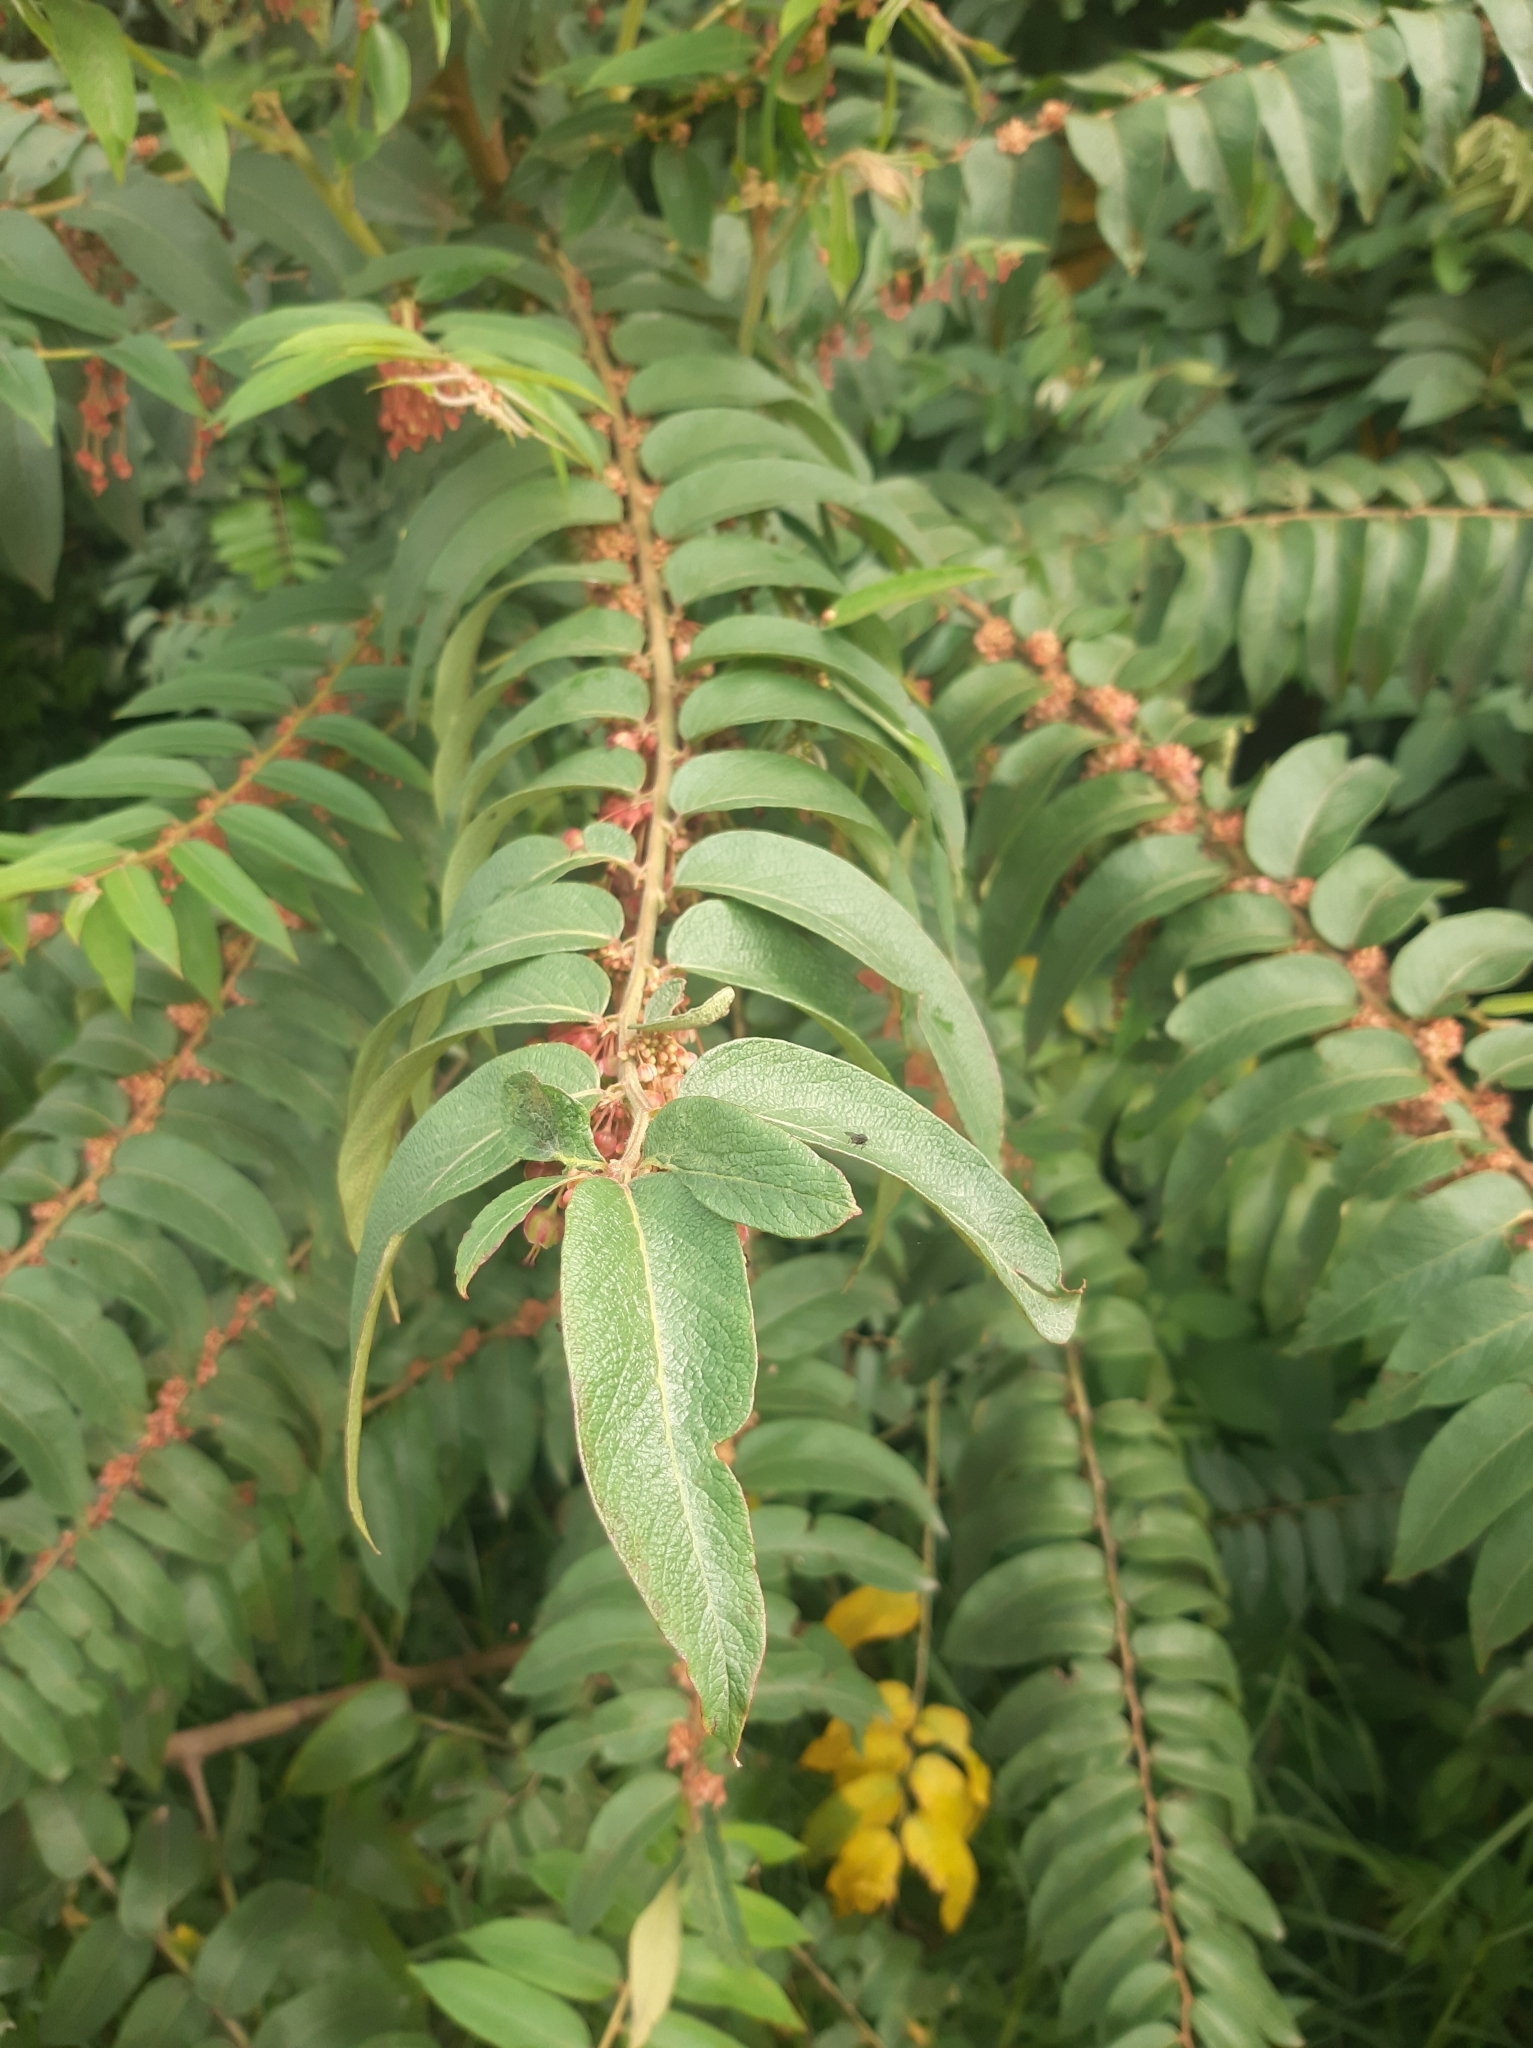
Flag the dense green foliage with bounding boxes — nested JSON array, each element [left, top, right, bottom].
[[3, 0, 1533, 2043]]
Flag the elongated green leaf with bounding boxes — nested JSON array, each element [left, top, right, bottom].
[[1064, 99, 1167, 271], [1301, 1173, 1527, 1350], [18, 755, 213, 801], [456, 1176, 573, 1295], [583, 24, 755, 89], [1133, 954, 1359, 1134], [147, 71, 229, 209], [980, 771, 1171, 985], [644, 1098, 857, 1237], [168, 841, 295, 958], [562, 1174, 765, 1750], [285, 1682, 416, 1794], [346, 1048, 599, 1541], [664, 898, 890, 1080], [1249, 44, 1342, 234], [1026, 836, 1225, 1055], [665, 535, 842, 608], [674, 834, 1002, 1155], [99, 866, 181, 973], [459, 1923, 620, 2002], [1244, 735, 1396, 880], [1394, 1383, 1533, 1578], [733, 1418, 935, 1525], [458, 668, 649, 818], [0, 1353, 91, 1514], [411, 1961, 590, 2048], [1466, 1023, 1533, 1087], [681, 1038, 1075, 1340], [1308, 844, 1442, 949], [670, 750, 889, 846], [826, 566, 986, 628], [566, 1772, 682, 1936], [1469, 1490, 1533, 1660], [102, 1133, 291, 1291], [401, 883, 624, 1006], [220, 803, 360, 892], [1390, 910, 1533, 1017], [47, 0, 136, 178]]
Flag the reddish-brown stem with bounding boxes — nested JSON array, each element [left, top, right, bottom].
[[1065, 1345, 1195, 2048], [553, 251, 681, 1174], [162, 1643, 524, 1774]]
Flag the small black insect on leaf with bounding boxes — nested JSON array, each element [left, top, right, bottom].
[[846, 1132, 868, 1146]]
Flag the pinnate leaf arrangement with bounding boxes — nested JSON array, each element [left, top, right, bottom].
[[0, 0, 1532, 2042]]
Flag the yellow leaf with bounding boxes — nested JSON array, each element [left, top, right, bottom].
[[859, 1718, 912, 1780], [900, 1812, 978, 1931], [912, 1703, 972, 1754], [823, 1586, 921, 1649], [877, 1679, 916, 1732], [799, 1718, 856, 1774], [839, 1771, 905, 1829], [906, 1752, 977, 1837], [827, 1825, 903, 1916], [628, 1873, 682, 2048]]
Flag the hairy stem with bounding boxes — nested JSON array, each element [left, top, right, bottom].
[[1065, 1345, 1195, 2048], [554, 251, 680, 1170]]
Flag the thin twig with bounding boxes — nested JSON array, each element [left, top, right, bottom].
[[1065, 1346, 1195, 2048], [911, 1371, 944, 1713], [791, 1947, 883, 2048], [596, 1981, 631, 2048], [163, 1643, 525, 1775]]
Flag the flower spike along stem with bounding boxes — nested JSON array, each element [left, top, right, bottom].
[[553, 250, 681, 1178], [1065, 1344, 1196, 2048]]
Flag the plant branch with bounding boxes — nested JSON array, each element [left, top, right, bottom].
[[554, 250, 681, 1172], [163, 1643, 525, 1776], [1065, 1345, 1195, 2048], [792, 1947, 884, 2048]]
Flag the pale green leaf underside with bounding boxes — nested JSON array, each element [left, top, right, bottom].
[[561, 1174, 765, 1753]]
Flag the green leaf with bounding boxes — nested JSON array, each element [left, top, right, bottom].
[[37, 1921, 152, 2046], [1132, 954, 1359, 1135], [0, 343, 56, 445], [100, 334, 206, 416], [685, 1809, 749, 1965], [46, 0, 136, 179], [346, 1049, 600, 1539], [1237, 523, 1313, 707], [673, 1940, 803, 2031], [562, 1174, 766, 1751], [221, 803, 360, 893], [1308, 844, 1443, 949], [1467, 1023, 1533, 1087], [1026, 836, 1225, 1055], [1249, 44, 1342, 235], [168, 841, 295, 959], [18, 754, 214, 801], [1300, 1173, 1527, 1350], [192, 1883, 315, 2016], [100, 866, 181, 974], [411, 1961, 590, 2048], [1345, 1277, 1533, 1426], [147, 70, 230, 210], [1326, 32, 1403, 223], [664, 898, 890, 1080], [825, 565, 986, 629], [680, 1038, 1075, 1341], [0, 1668, 72, 1780], [1390, 910, 1533, 1017], [0, 1354, 91, 1514], [365, 20, 413, 133], [73, 1525, 186, 1644], [674, 833, 1001, 1156], [664, 536, 842, 609], [1469, 1489, 1533, 1660], [1480, 0, 1533, 94], [1390, 3, 1483, 177], [583, 25, 756, 90], [669, 749, 889, 848], [102, 1132, 291, 1291], [1244, 735, 1396, 880], [944, 1543, 1112, 1667], [734, 1418, 935, 1524], [117, 1804, 208, 1938], [285, 1682, 416, 1795], [1064, 99, 1167, 271], [652, 144, 715, 252], [456, 1177, 573, 1296], [79, 897, 135, 1016], [458, 1923, 620, 2002], [1393, 1384, 1533, 1578], [254, 758, 397, 837], [644, 1097, 858, 1238], [566, 1771, 682, 1936], [399, 883, 624, 1006], [980, 771, 1173, 986]]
